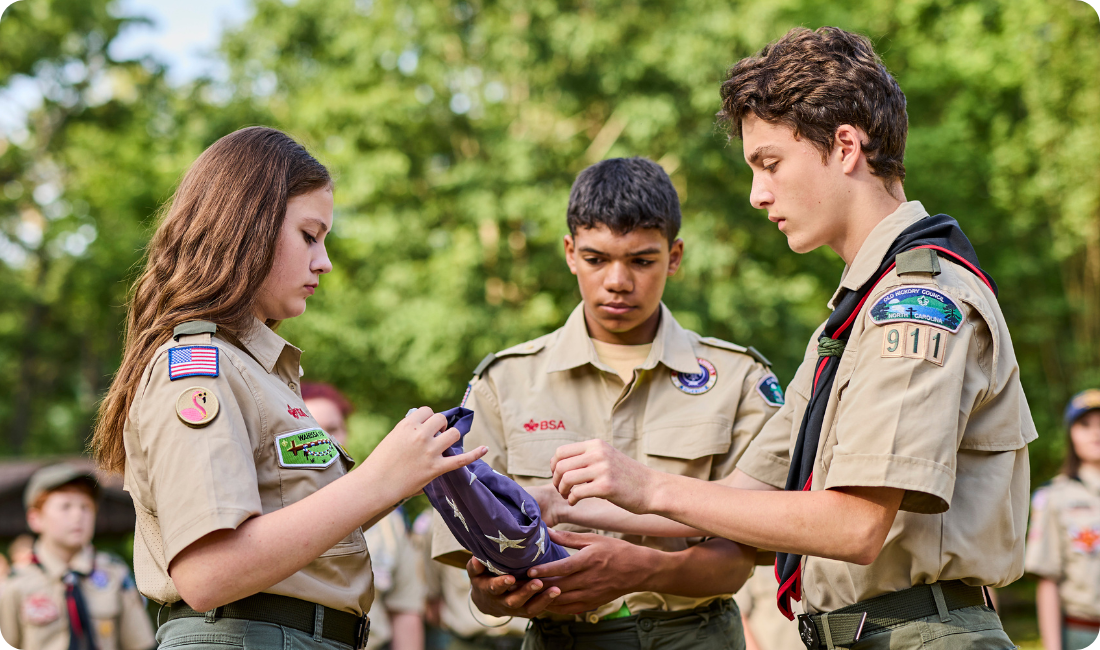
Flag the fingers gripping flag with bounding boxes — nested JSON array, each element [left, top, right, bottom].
[[424, 407, 569, 578]]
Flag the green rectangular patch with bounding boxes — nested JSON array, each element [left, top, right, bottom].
[[276, 428, 339, 469]]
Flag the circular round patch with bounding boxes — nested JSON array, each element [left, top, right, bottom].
[[176, 386, 220, 428], [670, 358, 718, 395], [22, 593, 59, 626]]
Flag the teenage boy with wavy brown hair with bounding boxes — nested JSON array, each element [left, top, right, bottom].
[[545, 27, 1034, 649]]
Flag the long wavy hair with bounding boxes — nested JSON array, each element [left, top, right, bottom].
[[92, 127, 331, 473]]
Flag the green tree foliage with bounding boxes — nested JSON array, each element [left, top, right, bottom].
[[0, 0, 1096, 483]]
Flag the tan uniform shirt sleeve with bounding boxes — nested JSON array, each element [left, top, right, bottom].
[[1024, 487, 1062, 580], [431, 374, 506, 561], [115, 565, 155, 650], [383, 522, 427, 614], [134, 351, 263, 562], [709, 363, 781, 481], [825, 301, 987, 514], [0, 574, 23, 648]]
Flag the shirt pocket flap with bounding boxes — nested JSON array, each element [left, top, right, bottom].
[[321, 527, 367, 558], [507, 431, 578, 478], [643, 419, 732, 460]]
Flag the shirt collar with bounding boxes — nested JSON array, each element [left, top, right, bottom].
[[828, 201, 930, 309], [33, 541, 95, 578], [545, 303, 700, 375], [1079, 465, 1100, 494], [238, 318, 301, 375]]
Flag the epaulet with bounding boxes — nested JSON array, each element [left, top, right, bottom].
[[699, 337, 771, 367], [896, 248, 941, 276], [173, 320, 218, 341], [471, 337, 548, 379]]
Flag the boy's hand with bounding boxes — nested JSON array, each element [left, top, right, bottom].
[[551, 439, 656, 513], [467, 557, 560, 618]]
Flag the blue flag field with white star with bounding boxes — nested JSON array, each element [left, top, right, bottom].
[[424, 407, 569, 578]]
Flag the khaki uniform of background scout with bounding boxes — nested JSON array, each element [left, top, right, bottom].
[[364, 510, 427, 650], [733, 570, 803, 650], [0, 541, 155, 650], [738, 202, 1035, 616], [433, 302, 782, 620], [122, 320, 374, 614], [1026, 468, 1100, 635]]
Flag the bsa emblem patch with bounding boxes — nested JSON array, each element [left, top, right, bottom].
[[276, 428, 339, 469], [175, 387, 220, 428], [167, 345, 219, 380], [22, 593, 59, 626], [90, 569, 110, 589], [756, 374, 785, 407], [671, 358, 717, 395], [869, 286, 964, 332]]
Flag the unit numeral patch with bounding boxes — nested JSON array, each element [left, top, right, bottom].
[[881, 324, 946, 365]]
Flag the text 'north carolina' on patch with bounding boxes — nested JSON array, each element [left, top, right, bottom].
[[867, 285, 964, 333]]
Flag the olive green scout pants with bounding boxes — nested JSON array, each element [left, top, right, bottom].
[[521, 598, 744, 650], [849, 606, 1014, 650]]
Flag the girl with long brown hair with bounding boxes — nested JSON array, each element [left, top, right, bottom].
[[92, 126, 485, 649]]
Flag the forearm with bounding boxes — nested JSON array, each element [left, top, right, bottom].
[[390, 611, 425, 650], [641, 538, 755, 598], [170, 457, 405, 610], [1036, 578, 1062, 650], [558, 498, 704, 537], [647, 474, 901, 565]]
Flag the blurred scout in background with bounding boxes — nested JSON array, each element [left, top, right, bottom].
[[0, 463, 155, 650], [303, 381, 428, 650], [1026, 389, 1100, 650]]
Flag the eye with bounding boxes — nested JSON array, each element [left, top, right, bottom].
[[763, 162, 778, 172], [303, 231, 317, 244], [583, 257, 603, 265], [634, 259, 654, 267]]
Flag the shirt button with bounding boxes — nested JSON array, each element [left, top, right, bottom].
[[288, 381, 297, 391], [585, 613, 599, 624], [639, 619, 654, 631]]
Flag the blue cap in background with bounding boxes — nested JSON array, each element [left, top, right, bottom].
[[1064, 389, 1100, 428]]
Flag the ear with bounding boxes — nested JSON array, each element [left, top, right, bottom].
[[563, 234, 579, 275], [27, 508, 43, 534], [667, 239, 684, 276], [833, 125, 867, 175]]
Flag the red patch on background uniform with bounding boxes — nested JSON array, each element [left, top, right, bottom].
[[1070, 527, 1100, 554], [523, 419, 565, 432], [22, 594, 59, 626], [287, 405, 308, 419]]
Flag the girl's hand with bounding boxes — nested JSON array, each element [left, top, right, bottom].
[[361, 406, 487, 501], [550, 439, 655, 513], [527, 483, 570, 527]]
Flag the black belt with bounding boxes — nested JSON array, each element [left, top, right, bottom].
[[797, 581, 990, 649], [166, 593, 369, 648]]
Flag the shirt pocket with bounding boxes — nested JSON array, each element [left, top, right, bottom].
[[642, 418, 732, 480], [506, 429, 586, 479], [321, 527, 368, 558]]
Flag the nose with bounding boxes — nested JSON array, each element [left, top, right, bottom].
[[749, 174, 774, 211], [313, 243, 333, 275], [604, 261, 632, 293]]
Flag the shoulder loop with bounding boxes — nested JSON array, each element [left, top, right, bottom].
[[746, 346, 772, 367], [896, 248, 941, 276], [472, 353, 497, 379], [173, 320, 218, 341], [698, 336, 747, 354], [472, 338, 548, 378]]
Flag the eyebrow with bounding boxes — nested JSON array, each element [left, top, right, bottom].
[[746, 145, 779, 166], [579, 246, 663, 257], [304, 217, 330, 235]]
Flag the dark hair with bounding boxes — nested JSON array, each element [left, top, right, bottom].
[[566, 157, 681, 245], [93, 127, 331, 473], [1063, 424, 1082, 480], [301, 382, 354, 418], [718, 26, 908, 186]]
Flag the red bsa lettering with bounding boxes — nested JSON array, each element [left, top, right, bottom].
[[287, 405, 308, 419], [523, 419, 565, 432]]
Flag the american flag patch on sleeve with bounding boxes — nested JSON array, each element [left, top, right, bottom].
[[168, 346, 219, 380]]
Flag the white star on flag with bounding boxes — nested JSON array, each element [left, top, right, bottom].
[[468, 468, 478, 485], [482, 558, 507, 576], [485, 530, 526, 553], [533, 527, 546, 561], [446, 496, 468, 531]]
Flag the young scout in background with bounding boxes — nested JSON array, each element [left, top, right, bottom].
[[432, 157, 784, 650], [550, 27, 1034, 650], [734, 571, 803, 650], [1026, 389, 1100, 650], [0, 463, 155, 650], [302, 381, 428, 650]]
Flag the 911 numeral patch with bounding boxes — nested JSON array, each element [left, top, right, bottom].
[[881, 324, 946, 365]]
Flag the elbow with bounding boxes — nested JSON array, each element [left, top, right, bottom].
[[173, 581, 223, 613], [170, 563, 230, 612], [846, 523, 889, 566]]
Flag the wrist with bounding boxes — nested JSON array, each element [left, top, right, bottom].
[[643, 470, 674, 516]]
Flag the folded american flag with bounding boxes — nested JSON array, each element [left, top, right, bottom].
[[425, 407, 569, 578], [168, 345, 219, 380]]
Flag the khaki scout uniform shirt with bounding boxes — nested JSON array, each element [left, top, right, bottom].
[[122, 320, 373, 615], [364, 510, 426, 650], [738, 201, 1037, 615], [1025, 466, 1100, 621], [433, 302, 780, 621], [733, 570, 803, 650], [0, 542, 155, 650]]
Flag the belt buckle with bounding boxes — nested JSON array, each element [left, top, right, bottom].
[[797, 614, 820, 649], [354, 616, 370, 649]]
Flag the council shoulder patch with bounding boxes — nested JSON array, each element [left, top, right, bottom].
[[670, 358, 717, 395], [175, 386, 220, 428], [168, 345, 219, 380], [276, 428, 339, 469], [756, 374, 785, 407], [867, 285, 964, 333]]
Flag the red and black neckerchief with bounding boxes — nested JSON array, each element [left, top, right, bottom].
[[774, 213, 997, 620], [31, 552, 100, 650]]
